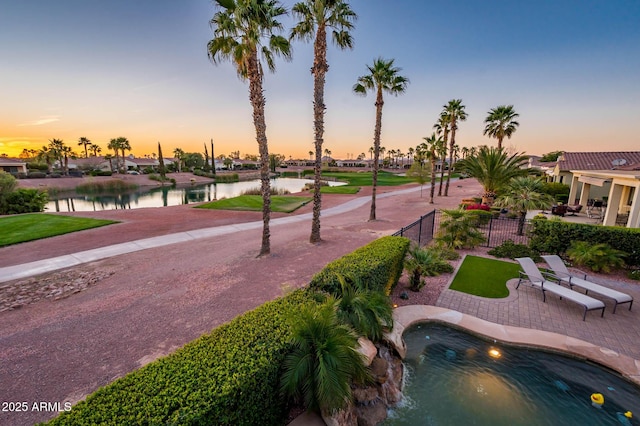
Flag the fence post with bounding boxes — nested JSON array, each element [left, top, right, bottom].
[[418, 215, 423, 246], [486, 216, 493, 247]]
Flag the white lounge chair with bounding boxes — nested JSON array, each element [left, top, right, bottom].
[[541, 255, 633, 314], [515, 257, 605, 321]]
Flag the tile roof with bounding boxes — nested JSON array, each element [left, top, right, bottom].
[[0, 157, 27, 164], [557, 152, 640, 171]]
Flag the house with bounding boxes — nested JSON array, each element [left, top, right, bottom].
[[555, 152, 640, 228], [0, 158, 27, 175]]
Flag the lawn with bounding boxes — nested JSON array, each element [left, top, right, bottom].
[[321, 171, 414, 186], [0, 213, 118, 247], [448, 255, 521, 298], [320, 185, 360, 194], [197, 195, 312, 213]]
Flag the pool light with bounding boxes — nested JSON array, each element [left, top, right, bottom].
[[488, 348, 502, 359]]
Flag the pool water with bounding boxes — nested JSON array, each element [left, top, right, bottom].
[[384, 323, 640, 425]]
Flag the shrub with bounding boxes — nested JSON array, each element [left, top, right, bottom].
[[404, 245, 454, 291], [628, 270, 640, 281], [28, 171, 47, 178], [280, 171, 299, 178], [529, 218, 640, 267], [303, 169, 315, 176], [46, 289, 318, 426], [215, 173, 239, 183], [241, 187, 291, 196], [192, 169, 216, 178], [1, 188, 48, 214], [309, 236, 410, 296], [88, 170, 113, 176], [435, 208, 486, 250], [465, 203, 490, 211], [566, 241, 626, 273], [542, 182, 570, 198], [488, 240, 542, 262]]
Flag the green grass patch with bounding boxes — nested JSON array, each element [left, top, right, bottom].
[[448, 255, 520, 298], [321, 171, 414, 186], [320, 185, 360, 194], [0, 213, 118, 247], [197, 195, 312, 213]]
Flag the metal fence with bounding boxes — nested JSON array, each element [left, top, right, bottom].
[[393, 209, 531, 248]]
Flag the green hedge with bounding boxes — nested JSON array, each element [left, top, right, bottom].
[[529, 218, 640, 267], [280, 171, 299, 178], [309, 236, 410, 295], [46, 290, 318, 426]]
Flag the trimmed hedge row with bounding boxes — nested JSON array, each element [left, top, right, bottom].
[[46, 290, 318, 426], [309, 236, 410, 296], [529, 218, 640, 267]]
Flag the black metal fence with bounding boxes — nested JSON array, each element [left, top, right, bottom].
[[393, 209, 531, 248]]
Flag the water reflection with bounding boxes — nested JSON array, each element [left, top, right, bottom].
[[46, 178, 342, 212]]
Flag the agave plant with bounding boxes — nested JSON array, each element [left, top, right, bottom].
[[566, 241, 626, 273], [280, 299, 370, 415]]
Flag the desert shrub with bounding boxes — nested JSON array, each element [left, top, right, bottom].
[[529, 218, 640, 267], [192, 169, 216, 178], [1, 188, 48, 214], [566, 241, 626, 273], [488, 240, 541, 262], [46, 289, 318, 426], [309, 236, 410, 296], [627, 270, 640, 281], [28, 171, 47, 178]]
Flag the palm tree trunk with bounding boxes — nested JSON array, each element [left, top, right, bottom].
[[310, 24, 328, 244], [498, 136, 503, 151], [518, 211, 526, 236], [430, 155, 436, 204], [438, 131, 448, 196], [370, 88, 384, 221], [445, 126, 455, 196], [247, 51, 271, 256]]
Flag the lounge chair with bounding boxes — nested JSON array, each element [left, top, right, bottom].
[[541, 255, 633, 313], [515, 257, 605, 321], [566, 204, 582, 216]]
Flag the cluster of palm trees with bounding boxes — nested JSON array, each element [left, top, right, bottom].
[[209, 0, 411, 253], [106, 137, 132, 174]]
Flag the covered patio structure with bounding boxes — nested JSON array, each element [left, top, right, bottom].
[[568, 170, 640, 228]]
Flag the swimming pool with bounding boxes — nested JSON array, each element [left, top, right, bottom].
[[384, 323, 640, 425]]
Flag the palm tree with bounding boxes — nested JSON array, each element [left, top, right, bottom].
[[173, 148, 185, 172], [433, 112, 449, 196], [60, 145, 72, 175], [107, 138, 121, 174], [422, 133, 442, 204], [291, 0, 356, 244], [494, 176, 555, 236], [368, 146, 374, 160], [353, 57, 409, 220], [280, 300, 369, 415], [443, 99, 467, 196], [117, 137, 131, 172], [89, 143, 101, 157], [47, 138, 65, 172], [455, 146, 528, 204], [435, 208, 486, 250], [309, 150, 313, 161], [484, 105, 520, 150], [404, 245, 453, 291], [77, 137, 91, 158], [208, 0, 292, 256], [37, 146, 54, 173]]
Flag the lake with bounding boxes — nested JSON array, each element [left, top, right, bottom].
[[46, 178, 344, 212]]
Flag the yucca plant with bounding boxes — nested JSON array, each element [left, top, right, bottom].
[[566, 241, 626, 273], [280, 300, 370, 415]]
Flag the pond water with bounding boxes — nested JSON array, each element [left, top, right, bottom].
[[384, 323, 640, 426], [46, 178, 343, 212]]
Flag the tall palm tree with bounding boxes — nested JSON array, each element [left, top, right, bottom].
[[208, 0, 292, 256], [308, 150, 313, 161], [173, 148, 185, 172], [107, 138, 121, 174], [89, 143, 101, 157], [77, 137, 91, 158], [433, 112, 449, 196], [291, 0, 356, 244], [484, 105, 520, 150], [455, 145, 528, 204], [60, 145, 72, 175], [422, 133, 442, 204], [37, 146, 54, 173], [117, 137, 131, 172], [443, 99, 467, 196], [280, 300, 369, 415], [353, 57, 409, 220], [494, 176, 555, 236]]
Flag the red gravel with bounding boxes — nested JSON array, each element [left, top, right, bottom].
[[0, 178, 482, 425]]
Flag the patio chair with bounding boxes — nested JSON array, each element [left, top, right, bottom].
[[515, 257, 605, 321], [566, 204, 582, 216], [541, 255, 633, 313]]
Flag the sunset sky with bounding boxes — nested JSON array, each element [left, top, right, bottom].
[[1, 0, 639, 160]]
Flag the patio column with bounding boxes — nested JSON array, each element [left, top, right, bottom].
[[628, 185, 640, 228], [568, 175, 580, 204], [579, 182, 591, 206], [603, 183, 624, 226]]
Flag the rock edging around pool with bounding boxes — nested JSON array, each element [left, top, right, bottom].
[[386, 305, 640, 386]]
